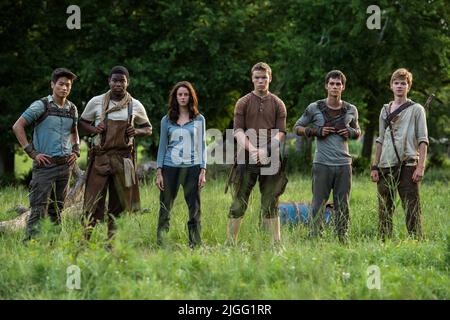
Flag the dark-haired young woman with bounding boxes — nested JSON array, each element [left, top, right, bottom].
[[156, 81, 206, 248]]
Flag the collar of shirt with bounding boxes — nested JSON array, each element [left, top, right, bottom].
[[47, 94, 71, 109], [251, 91, 271, 101]]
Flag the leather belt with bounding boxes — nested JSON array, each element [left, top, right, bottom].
[[49, 156, 69, 165]]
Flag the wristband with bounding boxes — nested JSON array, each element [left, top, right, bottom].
[[72, 143, 81, 158], [316, 127, 324, 137], [24, 144, 39, 159], [305, 127, 319, 138], [371, 165, 380, 172], [348, 127, 361, 139], [304, 127, 312, 137]]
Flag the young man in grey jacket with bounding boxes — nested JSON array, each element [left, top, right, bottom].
[[294, 70, 361, 241]]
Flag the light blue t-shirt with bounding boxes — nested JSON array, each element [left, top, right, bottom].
[[22, 95, 78, 157], [157, 115, 207, 169]]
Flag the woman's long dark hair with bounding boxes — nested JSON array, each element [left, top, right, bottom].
[[168, 81, 199, 122]]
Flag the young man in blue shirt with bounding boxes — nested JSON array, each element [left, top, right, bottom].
[[12, 68, 80, 240]]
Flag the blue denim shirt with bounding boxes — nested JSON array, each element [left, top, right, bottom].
[[22, 95, 78, 157], [157, 115, 206, 169]]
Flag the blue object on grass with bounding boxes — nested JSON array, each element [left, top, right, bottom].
[[278, 202, 332, 225]]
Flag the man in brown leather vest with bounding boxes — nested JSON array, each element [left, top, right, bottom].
[[79, 66, 152, 240]]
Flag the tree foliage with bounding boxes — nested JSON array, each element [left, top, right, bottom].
[[1, 0, 449, 177]]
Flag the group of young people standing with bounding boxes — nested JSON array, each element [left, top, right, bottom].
[[12, 62, 428, 248]]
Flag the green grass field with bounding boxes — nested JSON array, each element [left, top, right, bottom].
[[0, 171, 448, 299]]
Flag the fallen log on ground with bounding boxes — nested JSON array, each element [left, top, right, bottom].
[[0, 161, 157, 233], [0, 163, 85, 233]]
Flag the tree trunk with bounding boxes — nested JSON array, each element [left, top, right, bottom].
[[298, 136, 313, 173], [0, 163, 85, 232], [0, 161, 156, 233], [361, 93, 385, 164], [362, 122, 376, 161], [0, 145, 15, 179]]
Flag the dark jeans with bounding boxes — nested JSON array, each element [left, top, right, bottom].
[[377, 165, 422, 240], [26, 163, 71, 239], [228, 164, 284, 220], [311, 163, 352, 240], [157, 166, 202, 247]]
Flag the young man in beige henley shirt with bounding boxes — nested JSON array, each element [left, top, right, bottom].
[[370, 68, 428, 240]]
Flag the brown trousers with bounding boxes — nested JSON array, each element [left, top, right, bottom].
[[377, 165, 423, 240], [83, 119, 140, 238], [228, 164, 287, 220]]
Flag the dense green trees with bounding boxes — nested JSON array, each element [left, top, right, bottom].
[[1, 0, 448, 179], [270, 0, 449, 169]]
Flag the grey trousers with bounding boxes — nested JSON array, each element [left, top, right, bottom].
[[311, 163, 352, 240], [26, 163, 71, 239]]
